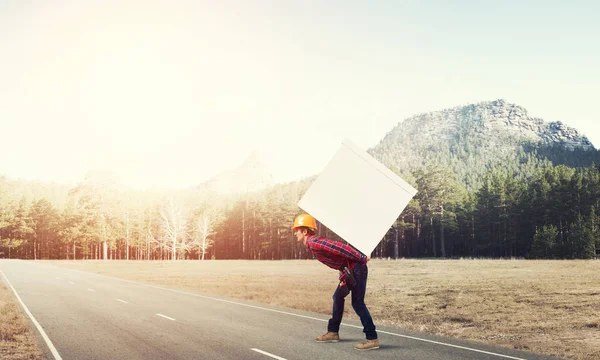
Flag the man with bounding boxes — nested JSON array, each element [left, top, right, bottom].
[[292, 213, 379, 351]]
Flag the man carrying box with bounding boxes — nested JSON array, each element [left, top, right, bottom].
[[292, 213, 380, 351]]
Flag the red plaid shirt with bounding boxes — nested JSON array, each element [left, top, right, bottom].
[[305, 235, 367, 270]]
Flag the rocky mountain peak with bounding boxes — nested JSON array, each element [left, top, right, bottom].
[[395, 99, 594, 151]]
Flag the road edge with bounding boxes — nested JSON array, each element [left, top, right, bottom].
[[0, 266, 63, 360]]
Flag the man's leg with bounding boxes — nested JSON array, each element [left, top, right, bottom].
[[327, 281, 346, 333], [351, 263, 378, 349], [316, 282, 345, 342]]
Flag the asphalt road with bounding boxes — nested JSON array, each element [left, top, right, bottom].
[[0, 260, 562, 360]]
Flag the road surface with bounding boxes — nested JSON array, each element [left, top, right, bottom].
[[0, 260, 561, 360]]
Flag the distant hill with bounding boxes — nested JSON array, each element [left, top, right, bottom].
[[367, 99, 600, 189], [195, 150, 275, 195]]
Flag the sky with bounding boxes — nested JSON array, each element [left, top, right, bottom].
[[1, 1, 599, 190]]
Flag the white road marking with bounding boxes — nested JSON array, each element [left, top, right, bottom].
[[88, 288, 95, 292], [116, 299, 129, 304], [0, 269, 63, 360], [156, 313, 175, 321], [62, 266, 527, 360], [56, 277, 61, 279], [68, 281, 74, 285], [251, 348, 287, 360]]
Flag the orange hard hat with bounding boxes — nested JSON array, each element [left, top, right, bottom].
[[291, 213, 317, 230]]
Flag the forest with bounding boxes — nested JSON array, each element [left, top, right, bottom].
[[1, 158, 598, 261]]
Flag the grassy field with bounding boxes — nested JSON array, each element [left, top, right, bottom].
[[21, 258, 600, 360], [0, 279, 43, 360]]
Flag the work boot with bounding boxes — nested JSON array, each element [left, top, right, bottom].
[[354, 339, 380, 350], [315, 332, 339, 342]]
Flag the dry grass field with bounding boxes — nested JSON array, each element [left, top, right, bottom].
[[0, 280, 43, 360], [23, 259, 600, 359]]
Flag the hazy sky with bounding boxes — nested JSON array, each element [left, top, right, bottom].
[[1, 1, 599, 190]]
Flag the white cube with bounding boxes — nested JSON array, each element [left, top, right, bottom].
[[298, 139, 417, 257]]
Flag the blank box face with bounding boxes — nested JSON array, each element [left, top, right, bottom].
[[298, 139, 417, 257]]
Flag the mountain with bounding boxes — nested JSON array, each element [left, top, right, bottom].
[[195, 150, 275, 195], [195, 99, 598, 194], [367, 99, 600, 189]]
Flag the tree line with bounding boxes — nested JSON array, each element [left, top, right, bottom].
[[1, 161, 599, 260]]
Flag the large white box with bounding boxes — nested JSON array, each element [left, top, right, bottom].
[[298, 139, 417, 257]]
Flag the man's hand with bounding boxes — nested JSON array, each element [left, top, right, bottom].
[[366, 256, 370, 262]]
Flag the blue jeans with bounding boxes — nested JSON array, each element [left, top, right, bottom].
[[327, 262, 377, 340]]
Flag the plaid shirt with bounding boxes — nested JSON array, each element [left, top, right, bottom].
[[305, 235, 366, 271]]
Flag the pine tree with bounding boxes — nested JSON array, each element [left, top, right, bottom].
[[565, 214, 595, 259], [30, 198, 60, 260], [529, 225, 558, 259], [415, 164, 464, 258]]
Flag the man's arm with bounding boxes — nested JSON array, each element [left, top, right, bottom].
[[308, 236, 367, 263]]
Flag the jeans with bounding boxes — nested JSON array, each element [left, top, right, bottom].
[[327, 262, 377, 340]]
